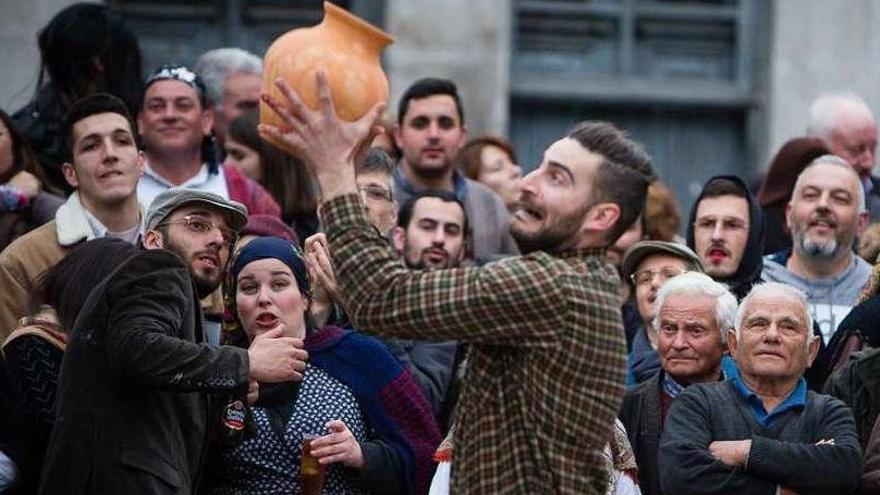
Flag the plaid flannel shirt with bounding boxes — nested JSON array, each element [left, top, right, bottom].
[[324, 193, 626, 494]]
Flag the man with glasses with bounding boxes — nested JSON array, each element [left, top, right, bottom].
[[0, 93, 145, 337], [687, 175, 765, 300], [355, 148, 397, 237], [40, 188, 308, 493], [620, 241, 705, 384]]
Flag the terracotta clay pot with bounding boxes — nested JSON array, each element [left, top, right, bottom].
[[260, 1, 393, 154]]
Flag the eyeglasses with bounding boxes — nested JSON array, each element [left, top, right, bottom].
[[630, 267, 686, 287], [155, 215, 237, 247], [358, 185, 393, 202]]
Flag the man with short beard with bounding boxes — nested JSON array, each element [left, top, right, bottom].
[[392, 189, 468, 271], [389, 190, 467, 424], [762, 155, 871, 345], [39, 189, 307, 494], [262, 72, 654, 494]]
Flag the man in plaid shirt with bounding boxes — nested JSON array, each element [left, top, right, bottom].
[[261, 72, 654, 494]]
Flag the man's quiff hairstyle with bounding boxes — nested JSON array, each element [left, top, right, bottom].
[[567, 121, 655, 244]]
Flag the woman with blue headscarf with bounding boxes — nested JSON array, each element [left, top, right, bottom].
[[204, 236, 440, 495]]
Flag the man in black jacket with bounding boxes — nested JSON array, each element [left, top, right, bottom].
[[39, 189, 307, 495]]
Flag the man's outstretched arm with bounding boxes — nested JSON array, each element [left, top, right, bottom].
[[259, 74, 577, 347]]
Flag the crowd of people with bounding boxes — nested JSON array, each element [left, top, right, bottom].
[[5, 2, 880, 495]]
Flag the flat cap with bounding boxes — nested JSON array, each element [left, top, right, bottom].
[[145, 188, 248, 233], [621, 240, 704, 285]]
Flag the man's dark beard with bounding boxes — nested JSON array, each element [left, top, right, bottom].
[[511, 204, 590, 254], [163, 237, 223, 298]]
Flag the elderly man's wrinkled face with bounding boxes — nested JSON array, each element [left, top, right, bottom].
[[729, 294, 819, 384], [828, 113, 877, 178], [656, 293, 726, 386]]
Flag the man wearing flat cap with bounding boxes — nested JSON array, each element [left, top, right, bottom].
[[39, 189, 307, 495], [620, 240, 705, 384]]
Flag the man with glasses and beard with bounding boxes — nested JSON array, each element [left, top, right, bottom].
[[762, 155, 871, 345], [39, 189, 307, 494]]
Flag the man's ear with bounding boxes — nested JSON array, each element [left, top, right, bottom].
[[391, 226, 406, 253], [136, 150, 146, 177], [393, 124, 403, 150], [457, 124, 468, 149], [143, 229, 164, 250], [584, 202, 621, 235], [805, 335, 822, 368], [61, 162, 78, 189], [201, 108, 215, 136], [726, 329, 739, 359], [389, 201, 398, 229], [456, 234, 470, 264], [857, 210, 870, 237], [785, 201, 794, 231], [137, 112, 145, 136]]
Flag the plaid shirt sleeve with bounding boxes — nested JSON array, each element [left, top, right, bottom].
[[323, 194, 568, 347]]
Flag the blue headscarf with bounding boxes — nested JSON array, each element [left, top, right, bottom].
[[230, 236, 309, 297]]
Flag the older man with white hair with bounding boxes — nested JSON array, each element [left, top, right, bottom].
[[194, 47, 263, 148], [659, 282, 862, 495], [808, 92, 880, 220], [620, 271, 736, 495], [762, 154, 871, 344]]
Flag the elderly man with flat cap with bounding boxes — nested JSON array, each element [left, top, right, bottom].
[[620, 240, 705, 384], [39, 189, 307, 495]]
